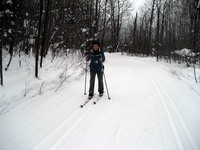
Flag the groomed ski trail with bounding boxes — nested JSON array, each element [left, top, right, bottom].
[[0, 53, 200, 150]]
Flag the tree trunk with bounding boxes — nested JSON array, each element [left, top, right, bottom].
[[132, 12, 138, 53], [156, 0, 161, 61], [160, 1, 167, 44], [192, 0, 200, 52], [95, 0, 99, 34], [0, 44, 3, 86], [5, 38, 14, 71], [35, 0, 43, 78], [148, 0, 156, 56], [40, 0, 50, 68], [101, 0, 108, 48]]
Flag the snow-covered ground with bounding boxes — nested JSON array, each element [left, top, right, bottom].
[[0, 52, 200, 150]]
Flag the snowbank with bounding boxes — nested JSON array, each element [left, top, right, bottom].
[[0, 51, 84, 112], [173, 48, 195, 57]]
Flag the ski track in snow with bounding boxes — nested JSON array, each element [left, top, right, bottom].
[[0, 53, 200, 150], [143, 70, 199, 150]]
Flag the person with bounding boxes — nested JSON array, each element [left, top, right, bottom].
[[85, 41, 105, 99]]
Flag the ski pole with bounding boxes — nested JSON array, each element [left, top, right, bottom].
[[84, 61, 87, 95], [103, 71, 111, 99]]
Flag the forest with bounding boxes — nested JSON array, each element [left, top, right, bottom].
[[0, 0, 200, 85]]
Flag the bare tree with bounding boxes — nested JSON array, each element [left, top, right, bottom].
[[147, 0, 156, 56], [40, 0, 50, 68], [35, 0, 43, 78], [155, 0, 161, 61], [100, 0, 108, 48], [0, 44, 3, 86], [109, 0, 131, 52]]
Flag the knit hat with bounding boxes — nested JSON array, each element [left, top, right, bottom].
[[92, 41, 100, 47]]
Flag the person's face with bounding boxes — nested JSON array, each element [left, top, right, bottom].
[[93, 44, 99, 51]]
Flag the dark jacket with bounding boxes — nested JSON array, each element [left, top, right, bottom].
[[87, 49, 105, 72]]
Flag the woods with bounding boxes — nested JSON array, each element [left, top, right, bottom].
[[126, 0, 200, 58], [0, 0, 200, 85]]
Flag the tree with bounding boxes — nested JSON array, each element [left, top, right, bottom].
[[132, 12, 138, 53], [0, 0, 5, 86], [147, 0, 156, 56], [109, 0, 132, 52], [0, 44, 3, 86], [35, 0, 43, 78], [2, 0, 17, 71], [40, 0, 50, 68], [155, 0, 161, 61]]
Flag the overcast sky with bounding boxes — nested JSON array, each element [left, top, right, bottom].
[[131, 0, 146, 12]]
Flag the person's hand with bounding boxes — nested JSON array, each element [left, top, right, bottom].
[[85, 56, 89, 61], [99, 58, 103, 62]]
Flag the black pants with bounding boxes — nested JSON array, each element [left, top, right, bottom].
[[89, 71, 104, 96]]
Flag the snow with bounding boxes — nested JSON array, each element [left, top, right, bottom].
[[3, 32, 7, 37], [11, 21, 15, 25], [5, 9, 13, 15], [8, 29, 12, 33], [24, 19, 29, 28], [0, 53, 200, 150], [94, 32, 99, 37], [6, 0, 12, 5], [81, 28, 87, 33], [29, 39, 35, 44], [92, 21, 96, 27], [173, 48, 195, 57]]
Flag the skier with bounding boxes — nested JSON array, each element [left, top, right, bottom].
[[85, 41, 105, 99]]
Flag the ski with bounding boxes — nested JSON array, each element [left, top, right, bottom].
[[80, 98, 92, 108], [80, 94, 103, 108], [93, 96, 102, 104]]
